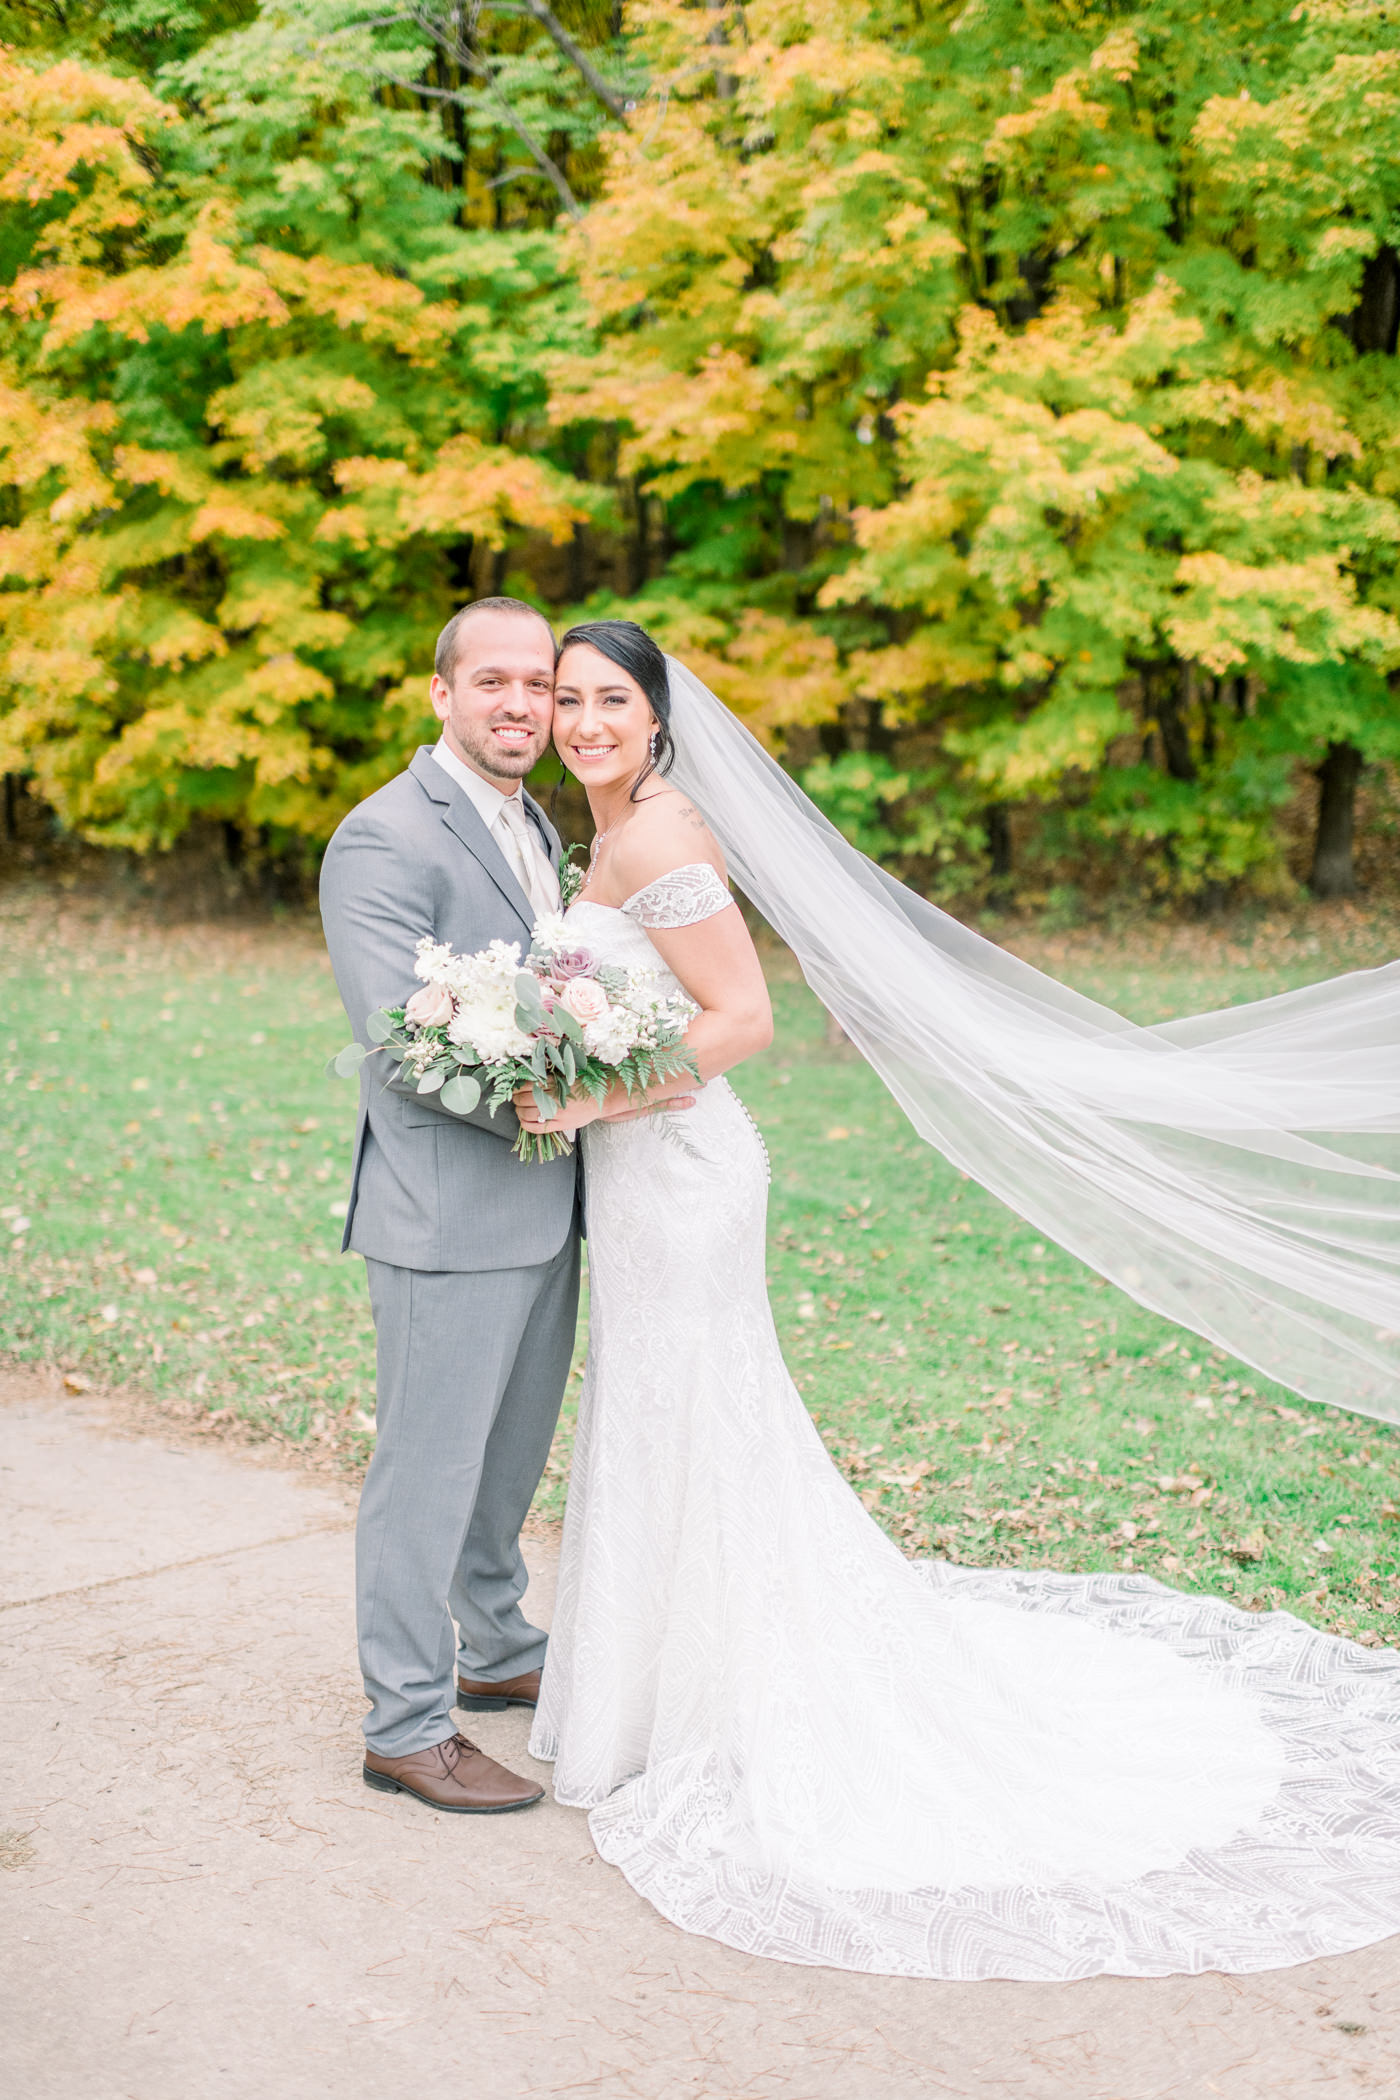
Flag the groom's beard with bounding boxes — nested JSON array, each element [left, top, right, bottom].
[[451, 710, 551, 783]]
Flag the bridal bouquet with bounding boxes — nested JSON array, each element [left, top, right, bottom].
[[331, 912, 699, 1163]]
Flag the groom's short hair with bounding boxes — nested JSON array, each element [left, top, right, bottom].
[[435, 597, 556, 684]]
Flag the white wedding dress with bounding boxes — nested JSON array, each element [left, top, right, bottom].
[[530, 865, 1400, 1981]]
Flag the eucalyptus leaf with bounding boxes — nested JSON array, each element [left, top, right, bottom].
[[332, 1042, 368, 1078], [441, 1072, 481, 1115], [366, 1009, 395, 1044], [417, 1067, 446, 1094]]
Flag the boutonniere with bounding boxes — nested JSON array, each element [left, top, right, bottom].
[[558, 844, 587, 911]]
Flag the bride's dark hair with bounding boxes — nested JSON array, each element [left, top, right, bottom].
[[557, 618, 675, 802]]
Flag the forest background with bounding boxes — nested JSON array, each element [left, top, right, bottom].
[[2, 0, 1400, 913]]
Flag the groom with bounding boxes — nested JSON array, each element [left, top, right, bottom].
[[320, 596, 580, 1814]]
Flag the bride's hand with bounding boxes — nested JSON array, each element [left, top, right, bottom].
[[512, 1083, 604, 1139], [603, 1094, 697, 1123], [513, 1081, 697, 1133]]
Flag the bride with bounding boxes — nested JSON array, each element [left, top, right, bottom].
[[514, 617, 1400, 1981]]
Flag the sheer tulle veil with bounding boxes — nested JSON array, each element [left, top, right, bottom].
[[663, 656, 1400, 1424]]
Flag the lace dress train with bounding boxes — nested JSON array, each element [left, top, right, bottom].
[[530, 868, 1400, 1980]]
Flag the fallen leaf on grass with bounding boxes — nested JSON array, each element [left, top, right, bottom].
[[878, 1461, 935, 1489]]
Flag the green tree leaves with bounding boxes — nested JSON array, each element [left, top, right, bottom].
[[5, 2, 1400, 902]]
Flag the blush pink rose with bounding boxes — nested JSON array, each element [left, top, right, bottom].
[[558, 976, 608, 1025], [404, 982, 453, 1029]]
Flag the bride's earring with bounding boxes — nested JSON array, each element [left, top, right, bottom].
[[649, 727, 660, 761]]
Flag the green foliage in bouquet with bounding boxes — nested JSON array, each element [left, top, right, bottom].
[[331, 956, 699, 1164]]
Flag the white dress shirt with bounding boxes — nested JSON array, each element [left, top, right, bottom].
[[432, 736, 560, 922]]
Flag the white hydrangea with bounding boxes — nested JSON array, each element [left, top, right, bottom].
[[579, 967, 697, 1065], [583, 1008, 636, 1065], [530, 909, 569, 956], [413, 936, 456, 982], [442, 940, 533, 1063]]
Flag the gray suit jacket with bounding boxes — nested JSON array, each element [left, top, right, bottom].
[[320, 747, 580, 1273]]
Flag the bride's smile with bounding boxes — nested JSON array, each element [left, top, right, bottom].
[[553, 643, 658, 808]]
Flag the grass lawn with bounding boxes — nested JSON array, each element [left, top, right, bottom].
[[4, 881, 1400, 1647]]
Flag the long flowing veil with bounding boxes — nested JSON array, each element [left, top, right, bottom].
[[664, 657, 1400, 1423]]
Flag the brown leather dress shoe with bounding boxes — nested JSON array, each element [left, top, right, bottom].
[[455, 1666, 542, 1713], [363, 1732, 543, 1814]]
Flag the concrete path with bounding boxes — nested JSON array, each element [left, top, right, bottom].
[[2, 1373, 1397, 2100]]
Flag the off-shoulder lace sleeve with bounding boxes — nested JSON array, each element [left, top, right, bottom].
[[621, 863, 733, 930]]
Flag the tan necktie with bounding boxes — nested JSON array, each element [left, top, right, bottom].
[[496, 794, 561, 924]]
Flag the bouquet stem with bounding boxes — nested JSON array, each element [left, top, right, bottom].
[[511, 1129, 576, 1165]]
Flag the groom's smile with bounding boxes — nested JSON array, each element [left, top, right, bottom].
[[428, 602, 556, 787], [489, 721, 537, 752]]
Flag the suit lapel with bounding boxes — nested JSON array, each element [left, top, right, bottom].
[[409, 746, 535, 937]]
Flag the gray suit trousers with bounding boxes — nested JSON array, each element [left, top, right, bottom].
[[358, 1240, 580, 1754]]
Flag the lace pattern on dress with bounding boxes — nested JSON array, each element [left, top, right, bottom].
[[621, 863, 732, 930]]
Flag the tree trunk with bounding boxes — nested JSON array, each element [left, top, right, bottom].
[[865, 698, 896, 757], [707, 0, 737, 99], [818, 717, 849, 760], [985, 801, 1012, 881], [566, 521, 591, 601], [1344, 248, 1400, 357], [1153, 662, 1197, 783], [1005, 249, 1053, 326], [614, 475, 647, 594], [3, 772, 18, 842], [1310, 741, 1364, 898]]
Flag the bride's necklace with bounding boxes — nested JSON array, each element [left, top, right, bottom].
[[585, 786, 666, 893], [578, 809, 630, 905], [588, 805, 634, 870]]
